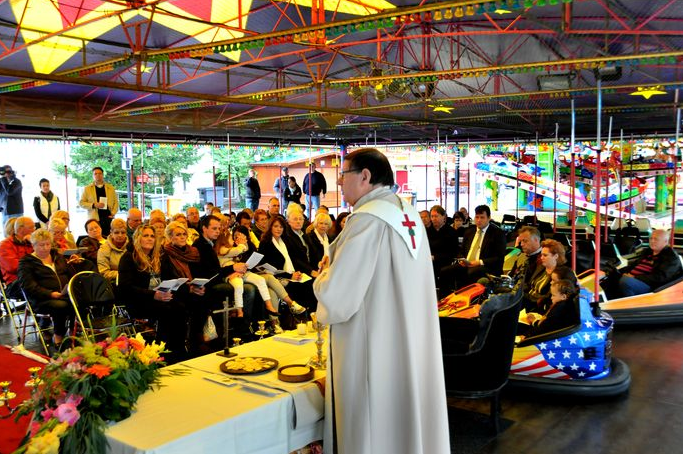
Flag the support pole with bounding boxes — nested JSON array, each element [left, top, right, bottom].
[[594, 78, 603, 304], [140, 140, 145, 217], [672, 107, 681, 245], [553, 123, 558, 233], [604, 116, 613, 238], [226, 136, 232, 213], [62, 131, 70, 213], [570, 99, 577, 271]]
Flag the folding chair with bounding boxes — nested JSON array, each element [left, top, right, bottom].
[[0, 274, 25, 343], [19, 288, 54, 356], [68, 271, 136, 341]]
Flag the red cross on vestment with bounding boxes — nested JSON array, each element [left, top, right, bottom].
[[402, 213, 417, 249]]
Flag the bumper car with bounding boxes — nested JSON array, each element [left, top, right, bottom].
[[577, 253, 683, 326], [439, 280, 631, 397]]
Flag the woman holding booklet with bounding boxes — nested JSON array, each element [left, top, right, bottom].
[[160, 221, 217, 353], [258, 215, 318, 312], [118, 224, 189, 363]]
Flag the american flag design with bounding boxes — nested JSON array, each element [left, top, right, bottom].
[[511, 288, 614, 380]]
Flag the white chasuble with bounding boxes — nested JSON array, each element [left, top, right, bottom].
[[314, 186, 450, 454]]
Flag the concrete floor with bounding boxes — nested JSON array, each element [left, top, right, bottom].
[[2, 313, 682, 453]]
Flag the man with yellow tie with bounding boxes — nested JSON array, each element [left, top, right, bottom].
[[441, 205, 507, 295]]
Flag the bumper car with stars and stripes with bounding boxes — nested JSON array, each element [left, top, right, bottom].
[[508, 287, 631, 396]]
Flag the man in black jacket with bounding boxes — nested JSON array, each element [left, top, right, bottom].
[[193, 215, 260, 334], [244, 169, 261, 211], [616, 229, 683, 297], [302, 162, 327, 213], [0, 165, 23, 229], [440, 205, 507, 295]]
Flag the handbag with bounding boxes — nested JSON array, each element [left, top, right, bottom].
[[203, 316, 218, 342]]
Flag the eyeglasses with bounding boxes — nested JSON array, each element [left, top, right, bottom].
[[339, 168, 361, 178]]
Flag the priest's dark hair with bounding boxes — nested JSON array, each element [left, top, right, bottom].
[[345, 148, 394, 187]]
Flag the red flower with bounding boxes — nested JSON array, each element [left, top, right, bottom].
[[84, 364, 112, 378], [128, 338, 145, 352]]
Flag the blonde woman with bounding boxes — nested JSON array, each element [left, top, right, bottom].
[[50, 210, 77, 248], [118, 224, 188, 363], [305, 212, 332, 269], [47, 218, 73, 253], [97, 218, 129, 284]]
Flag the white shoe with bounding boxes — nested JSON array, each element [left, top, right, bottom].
[[289, 302, 306, 315], [272, 324, 284, 334]]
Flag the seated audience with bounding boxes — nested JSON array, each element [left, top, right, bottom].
[[192, 215, 261, 339], [438, 205, 506, 297], [508, 226, 544, 289], [48, 218, 76, 252], [451, 211, 466, 246], [284, 205, 318, 277], [614, 229, 683, 297], [0, 216, 35, 299], [427, 205, 459, 291], [125, 207, 143, 241], [171, 212, 199, 244], [329, 211, 349, 240], [118, 224, 189, 363], [306, 212, 332, 269], [3, 217, 17, 239], [78, 219, 105, 263], [185, 206, 201, 231], [236, 210, 260, 247], [97, 218, 129, 285], [251, 209, 268, 241], [524, 239, 566, 313], [50, 210, 77, 248], [18, 229, 77, 347], [160, 221, 211, 352], [521, 277, 579, 339], [258, 215, 317, 311], [420, 210, 432, 230]]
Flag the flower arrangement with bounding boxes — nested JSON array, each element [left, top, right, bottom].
[[13, 333, 166, 454]]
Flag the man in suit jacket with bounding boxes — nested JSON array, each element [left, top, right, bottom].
[[79, 167, 119, 237], [437, 205, 506, 297], [509, 226, 544, 290]]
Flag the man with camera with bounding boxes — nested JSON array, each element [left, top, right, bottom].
[[0, 165, 24, 232]]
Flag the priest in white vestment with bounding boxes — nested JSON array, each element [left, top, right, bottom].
[[314, 148, 450, 454]]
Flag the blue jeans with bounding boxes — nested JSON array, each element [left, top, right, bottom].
[[245, 197, 259, 211], [306, 195, 321, 212], [618, 275, 652, 297]]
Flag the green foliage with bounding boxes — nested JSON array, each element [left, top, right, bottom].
[[213, 146, 283, 196], [53, 144, 202, 211]]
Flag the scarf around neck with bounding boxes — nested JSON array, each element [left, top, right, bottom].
[[163, 243, 200, 279]]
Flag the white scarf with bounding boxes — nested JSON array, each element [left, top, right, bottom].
[[315, 230, 330, 258], [273, 237, 295, 273]]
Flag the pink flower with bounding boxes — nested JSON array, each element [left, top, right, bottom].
[[62, 395, 83, 407], [54, 402, 80, 426], [40, 408, 54, 420]]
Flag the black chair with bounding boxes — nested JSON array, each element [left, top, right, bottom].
[[68, 271, 136, 341], [440, 287, 522, 433]]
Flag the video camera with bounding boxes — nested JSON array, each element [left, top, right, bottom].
[[0, 166, 15, 177]]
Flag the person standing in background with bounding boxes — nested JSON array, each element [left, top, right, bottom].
[[302, 162, 327, 212], [284, 176, 302, 210], [79, 166, 119, 237], [33, 178, 60, 229], [273, 166, 289, 213], [0, 165, 24, 230], [244, 169, 261, 211]]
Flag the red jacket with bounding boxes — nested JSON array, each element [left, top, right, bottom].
[[0, 236, 33, 284]]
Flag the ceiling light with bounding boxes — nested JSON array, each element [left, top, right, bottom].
[[537, 73, 572, 91], [430, 105, 454, 114], [630, 85, 667, 100], [494, 9, 512, 14]]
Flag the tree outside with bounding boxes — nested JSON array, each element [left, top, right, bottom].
[[54, 143, 201, 212]]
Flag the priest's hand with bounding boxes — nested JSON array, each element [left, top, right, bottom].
[[190, 284, 206, 296]]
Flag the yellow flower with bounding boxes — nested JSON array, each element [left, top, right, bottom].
[[25, 431, 60, 454], [51, 421, 70, 437]]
